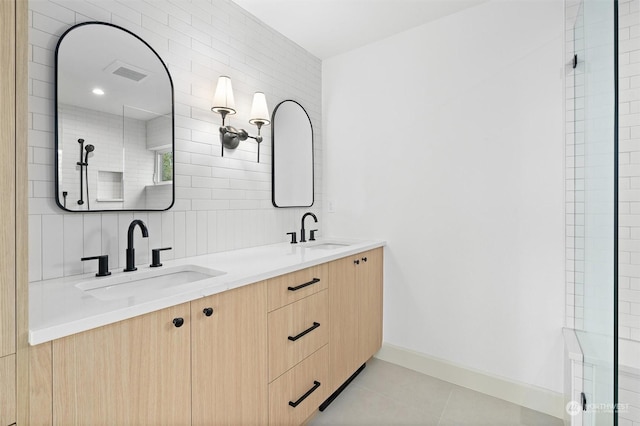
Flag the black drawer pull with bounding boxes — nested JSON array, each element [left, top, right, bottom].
[[203, 307, 214, 317], [288, 322, 320, 341], [172, 317, 184, 328], [289, 381, 321, 407], [288, 277, 320, 292]]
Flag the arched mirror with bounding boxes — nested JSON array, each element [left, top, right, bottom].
[[271, 100, 314, 207], [55, 22, 174, 212]]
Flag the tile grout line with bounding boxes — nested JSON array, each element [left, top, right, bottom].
[[436, 389, 455, 426]]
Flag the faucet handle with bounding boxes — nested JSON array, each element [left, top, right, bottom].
[[286, 232, 297, 244], [309, 229, 318, 241], [150, 247, 172, 267], [81, 255, 111, 277]]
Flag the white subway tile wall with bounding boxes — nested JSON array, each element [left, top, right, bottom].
[[619, 0, 640, 344], [28, 0, 322, 281], [618, 0, 640, 424]]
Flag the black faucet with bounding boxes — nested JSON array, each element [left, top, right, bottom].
[[300, 212, 318, 243], [124, 219, 149, 272]]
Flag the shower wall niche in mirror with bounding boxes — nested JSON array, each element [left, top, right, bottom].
[[55, 22, 174, 212], [271, 100, 314, 207]]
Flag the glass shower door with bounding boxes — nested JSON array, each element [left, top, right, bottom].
[[572, 0, 617, 424]]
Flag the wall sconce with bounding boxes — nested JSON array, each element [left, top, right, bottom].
[[211, 76, 270, 163]]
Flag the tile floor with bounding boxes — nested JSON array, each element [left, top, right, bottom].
[[308, 358, 564, 426]]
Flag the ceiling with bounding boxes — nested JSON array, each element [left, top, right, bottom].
[[58, 23, 172, 120], [232, 0, 487, 59]]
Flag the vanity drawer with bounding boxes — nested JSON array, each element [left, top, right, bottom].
[[269, 345, 329, 426], [267, 263, 328, 312], [268, 290, 328, 382]]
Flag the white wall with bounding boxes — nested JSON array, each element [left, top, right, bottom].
[[59, 104, 156, 211], [28, 0, 322, 281], [323, 0, 565, 393]]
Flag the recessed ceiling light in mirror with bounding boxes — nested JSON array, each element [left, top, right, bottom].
[[92, 88, 105, 95]]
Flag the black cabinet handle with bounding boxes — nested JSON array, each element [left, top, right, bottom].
[[172, 317, 184, 328], [362, 257, 368, 262], [288, 322, 320, 341], [203, 307, 214, 317], [289, 381, 321, 407], [354, 259, 360, 265], [288, 277, 320, 291]]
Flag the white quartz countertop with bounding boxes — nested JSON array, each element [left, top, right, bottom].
[[29, 238, 385, 345]]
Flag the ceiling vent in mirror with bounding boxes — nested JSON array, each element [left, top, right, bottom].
[[104, 60, 149, 82]]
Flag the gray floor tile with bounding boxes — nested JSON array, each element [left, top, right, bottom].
[[355, 358, 455, 417], [307, 359, 564, 426], [439, 386, 538, 425], [309, 385, 441, 426]]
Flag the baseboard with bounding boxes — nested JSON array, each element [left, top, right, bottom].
[[375, 343, 565, 420]]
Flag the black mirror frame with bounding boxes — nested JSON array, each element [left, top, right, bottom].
[[54, 21, 175, 213], [271, 99, 315, 208]]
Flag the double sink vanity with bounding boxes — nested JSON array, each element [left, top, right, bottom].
[[29, 236, 384, 425], [24, 19, 385, 426]]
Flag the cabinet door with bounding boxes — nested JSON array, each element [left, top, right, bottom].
[[329, 248, 384, 393], [328, 255, 360, 391], [0, 0, 17, 359], [0, 354, 16, 426], [357, 248, 383, 365], [191, 282, 268, 426], [52, 303, 191, 426]]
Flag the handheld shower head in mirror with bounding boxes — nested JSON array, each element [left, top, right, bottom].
[[84, 144, 95, 164]]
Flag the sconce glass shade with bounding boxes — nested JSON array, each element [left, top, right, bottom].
[[211, 76, 236, 115], [249, 92, 270, 126]]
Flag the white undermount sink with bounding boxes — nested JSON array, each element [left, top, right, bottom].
[[75, 264, 226, 301], [303, 241, 351, 250]]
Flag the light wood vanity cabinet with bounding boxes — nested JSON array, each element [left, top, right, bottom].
[[267, 265, 330, 425], [191, 281, 268, 426], [329, 248, 383, 390], [0, 355, 16, 426], [52, 303, 192, 426], [43, 247, 383, 426], [1, 0, 22, 424], [50, 283, 268, 426]]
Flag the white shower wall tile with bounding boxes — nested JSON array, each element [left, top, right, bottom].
[[28, 0, 322, 282], [618, 0, 640, 351]]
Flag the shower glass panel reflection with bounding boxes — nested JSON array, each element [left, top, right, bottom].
[[572, 0, 617, 424]]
